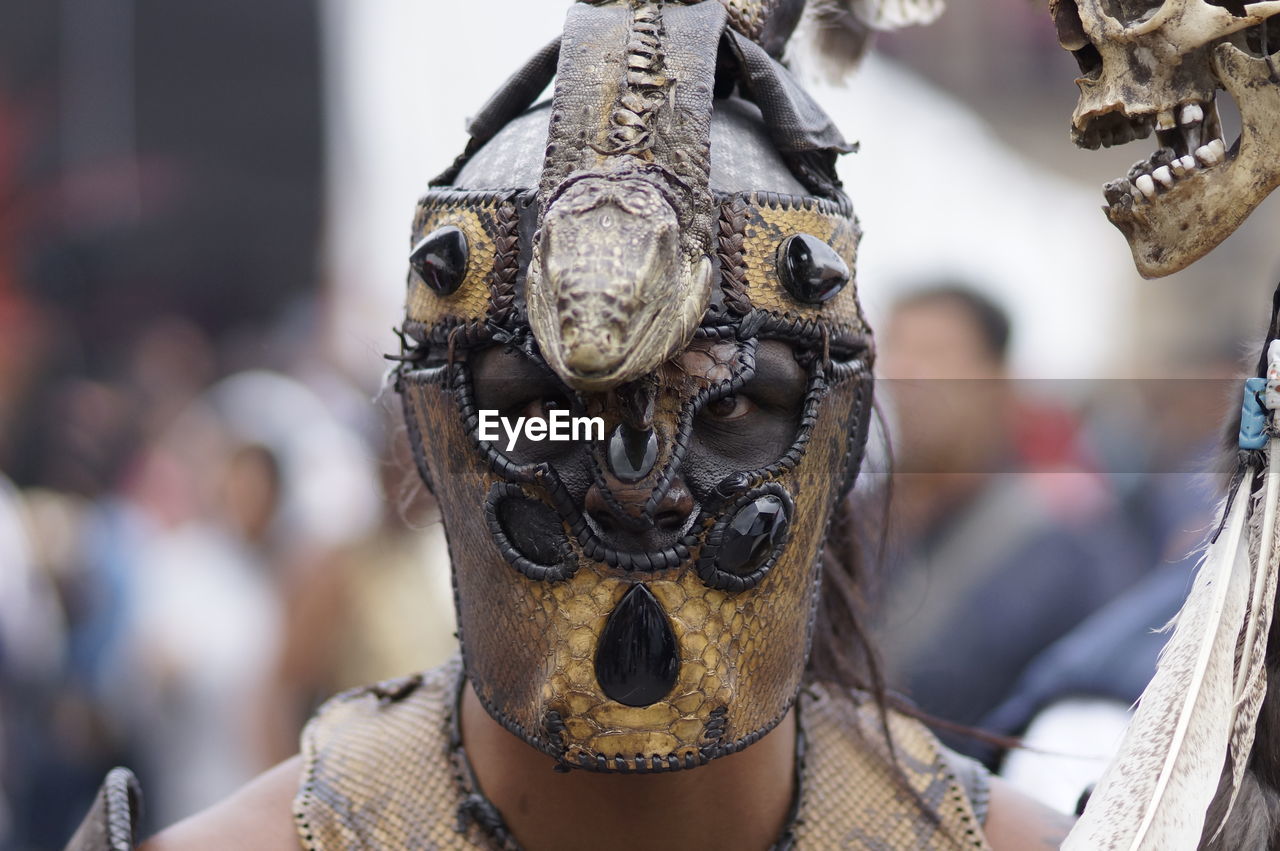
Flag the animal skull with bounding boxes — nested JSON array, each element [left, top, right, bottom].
[[1050, 0, 1280, 277]]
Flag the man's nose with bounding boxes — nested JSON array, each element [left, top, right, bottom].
[[584, 473, 696, 553]]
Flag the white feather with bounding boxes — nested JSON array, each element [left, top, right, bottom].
[[802, 0, 944, 76], [1063, 466, 1256, 851], [1239, 441, 1280, 703], [1209, 439, 1280, 842]]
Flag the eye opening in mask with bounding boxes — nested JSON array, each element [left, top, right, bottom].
[[701, 393, 755, 421], [685, 338, 814, 495], [469, 344, 593, 465]]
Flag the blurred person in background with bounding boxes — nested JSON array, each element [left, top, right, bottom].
[[874, 283, 1147, 762], [103, 369, 381, 826], [979, 342, 1249, 812], [0, 474, 67, 850], [112, 426, 287, 828], [271, 439, 457, 711], [0, 355, 157, 848]]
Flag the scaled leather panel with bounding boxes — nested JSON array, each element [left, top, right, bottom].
[[407, 192, 513, 328], [294, 659, 992, 849], [791, 682, 993, 850], [294, 660, 497, 850], [734, 192, 866, 334]]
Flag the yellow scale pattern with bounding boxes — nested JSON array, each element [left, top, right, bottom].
[[739, 195, 868, 335], [404, 193, 868, 341], [399, 335, 863, 769], [294, 659, 993, 850], [406, 199, 502, 326]]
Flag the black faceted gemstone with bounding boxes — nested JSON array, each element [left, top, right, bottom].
[[777, 233, 849, 304], [595, 585, 679, 707], [718, 495, 789, 576], [409, 226, 468, 295], [607, 424, 658, 483]]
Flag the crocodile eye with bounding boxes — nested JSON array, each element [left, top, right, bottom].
[[410, 226, 468, 296], [776, 233, 848, 304]]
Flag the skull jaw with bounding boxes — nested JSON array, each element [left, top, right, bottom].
[[1106, 43, 1280, 278], [1109, 154, 1272, 278]]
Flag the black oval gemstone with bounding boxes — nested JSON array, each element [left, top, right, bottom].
[[484, 484, 577, 583], [409, 226, 468, 295], [595, 585, 679, 707], [495, 495, 570, 567], [777, 233, 849, 304], [718, 495, 788, 576], [607, 424, 658, 483]]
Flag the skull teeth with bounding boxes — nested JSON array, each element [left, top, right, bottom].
[[1081, 98, 1217, 153], [1106, 149, 1210, 208], [1170, 155, 1195, 178], [1096, 98, 1233, 212], [1195, 139, 1226, 167]]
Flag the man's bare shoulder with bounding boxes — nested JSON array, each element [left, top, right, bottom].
[[983, 775, 1077, 850], [140, 757, 303, 851]]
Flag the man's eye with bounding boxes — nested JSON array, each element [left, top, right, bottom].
[[519, 396, 569, 419], [703, 394, 756, 421]]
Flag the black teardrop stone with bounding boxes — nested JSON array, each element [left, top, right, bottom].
[[595, 585, 679, 707], [607, 424, 658, 483], [718, 495, 788, 576], [777, 233, 849, 304], [409, 226, 468, 295]]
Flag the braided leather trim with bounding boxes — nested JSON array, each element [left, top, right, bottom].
[[63, 767, 143, 851]]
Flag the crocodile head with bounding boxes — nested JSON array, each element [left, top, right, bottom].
[[529, 168, 713, 391]]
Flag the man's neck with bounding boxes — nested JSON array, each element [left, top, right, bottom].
[[459, 684, 797, 851]]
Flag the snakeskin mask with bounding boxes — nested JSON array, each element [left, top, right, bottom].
[[395, 0, 873, 773]]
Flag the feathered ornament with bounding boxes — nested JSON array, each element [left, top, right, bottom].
[[805, 0, 945, 77], [1064, 286, 1280, 850]]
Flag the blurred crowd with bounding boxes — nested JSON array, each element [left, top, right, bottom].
[[0, 337, 458, 841], [0, 1, 1275, 849], [0, 4, 461, 846]]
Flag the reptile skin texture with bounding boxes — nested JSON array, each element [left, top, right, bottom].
[[295, 659, 993, 850], [398, 183, 872, 770], [524, 1, 726, 390]]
